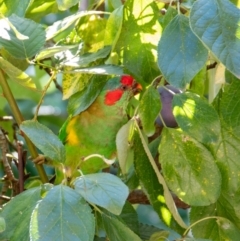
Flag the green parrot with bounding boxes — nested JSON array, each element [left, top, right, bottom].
[[56, 75, 140, 183]]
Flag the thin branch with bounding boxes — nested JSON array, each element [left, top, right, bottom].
[[33, 71, 57, 120], [0, 70, 48, 183]]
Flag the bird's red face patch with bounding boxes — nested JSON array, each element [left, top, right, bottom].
[[104, 75, 140, 106], [120, 75, 135, 86], [104, 89, 124, 106]]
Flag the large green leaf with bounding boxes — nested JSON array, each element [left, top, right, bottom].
[[190, 0, 240, 78], [133, 130, 186, 233], [74, 173, 129, 215], [0, 57, 35, 89], [0, 186, 42, 241], [159, 128, 221, 206], [104, 6, 124, 50], [117, 0, 160, 85], [30, 185, 95, 241], [0, 0, 30, 17], [158, 14, 208, 89], [67, 75, 108, 116], [172, 92, 220, 144], [0, 15, 45, 59], [20, 120, 65, 163]]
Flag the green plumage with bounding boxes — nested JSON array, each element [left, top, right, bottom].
[[58, 77, 134, 181]]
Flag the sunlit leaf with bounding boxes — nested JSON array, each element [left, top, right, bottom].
[[173, 92, 220, 144], [159, 128, 221, 206], [35, 45, 78, 61], [0, 0, 30, 17], [56, 0, 79, 11], [0, 57, 35, 89], [0, 15, 45, 59]]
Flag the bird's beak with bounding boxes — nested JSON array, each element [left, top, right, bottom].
[[133, 81, 142, 95]]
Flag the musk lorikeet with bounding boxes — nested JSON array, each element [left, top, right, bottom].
[[55, 75, 141, 182]]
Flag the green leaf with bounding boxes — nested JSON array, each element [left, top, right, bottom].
[[219, 79, 240, 135], [119, 202, 139, 235], [138, 224, 165, 241], [25, 0, 58, 22], [0, 15, 45, 59], [35, 45, 78, 61], [0, 186, 42, 241], [158, 14, 208, 88], [172, 92, 220, 144], [139, 86, 161, 136], [109, 0, 122, 9], [0, 48, 29, 71], [116, 119, 134, 174], [159, 128, 221, 206], [117, 0, 160, 85], [133, 129, 186, 233], [20, 120, 65, 163], [0, 0, 30, 17], [158, 6, 178, 30], [0, 57, 35, 89], [101, 211, 142, 241], [72, 65, 123, 75], [149, 231, 170, 241], [67, 75, 108, 116], [65, 46, 111, 67], [62, 66, 90, 100], [30, 185, 95, 241], [211, 80, 240, 227], [190, 67, 207, 96], [56, 0, 79, 11], [46, 11, 104, 40], [190, 207, 240, 241], [0, 217, 6, 233], [104, 6, 123, 50], [74, 173, 129, 215], [190, 0, 240, 78], [214, 125, 240, 228]]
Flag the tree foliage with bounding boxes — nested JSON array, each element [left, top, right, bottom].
[[0, 0, 240, 240]]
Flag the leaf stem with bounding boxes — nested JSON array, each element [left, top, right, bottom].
[[134, 118, 188, 229], [0, 70, 48, 183], [83, 154, 115, 165], [33, 71, 57, 120], [183, 216, 219, 237]]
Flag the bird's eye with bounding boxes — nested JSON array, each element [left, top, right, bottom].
[[121, 85, 128, 91]]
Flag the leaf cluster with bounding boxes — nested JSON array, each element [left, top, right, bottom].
[[0, 0, 240, 241]]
